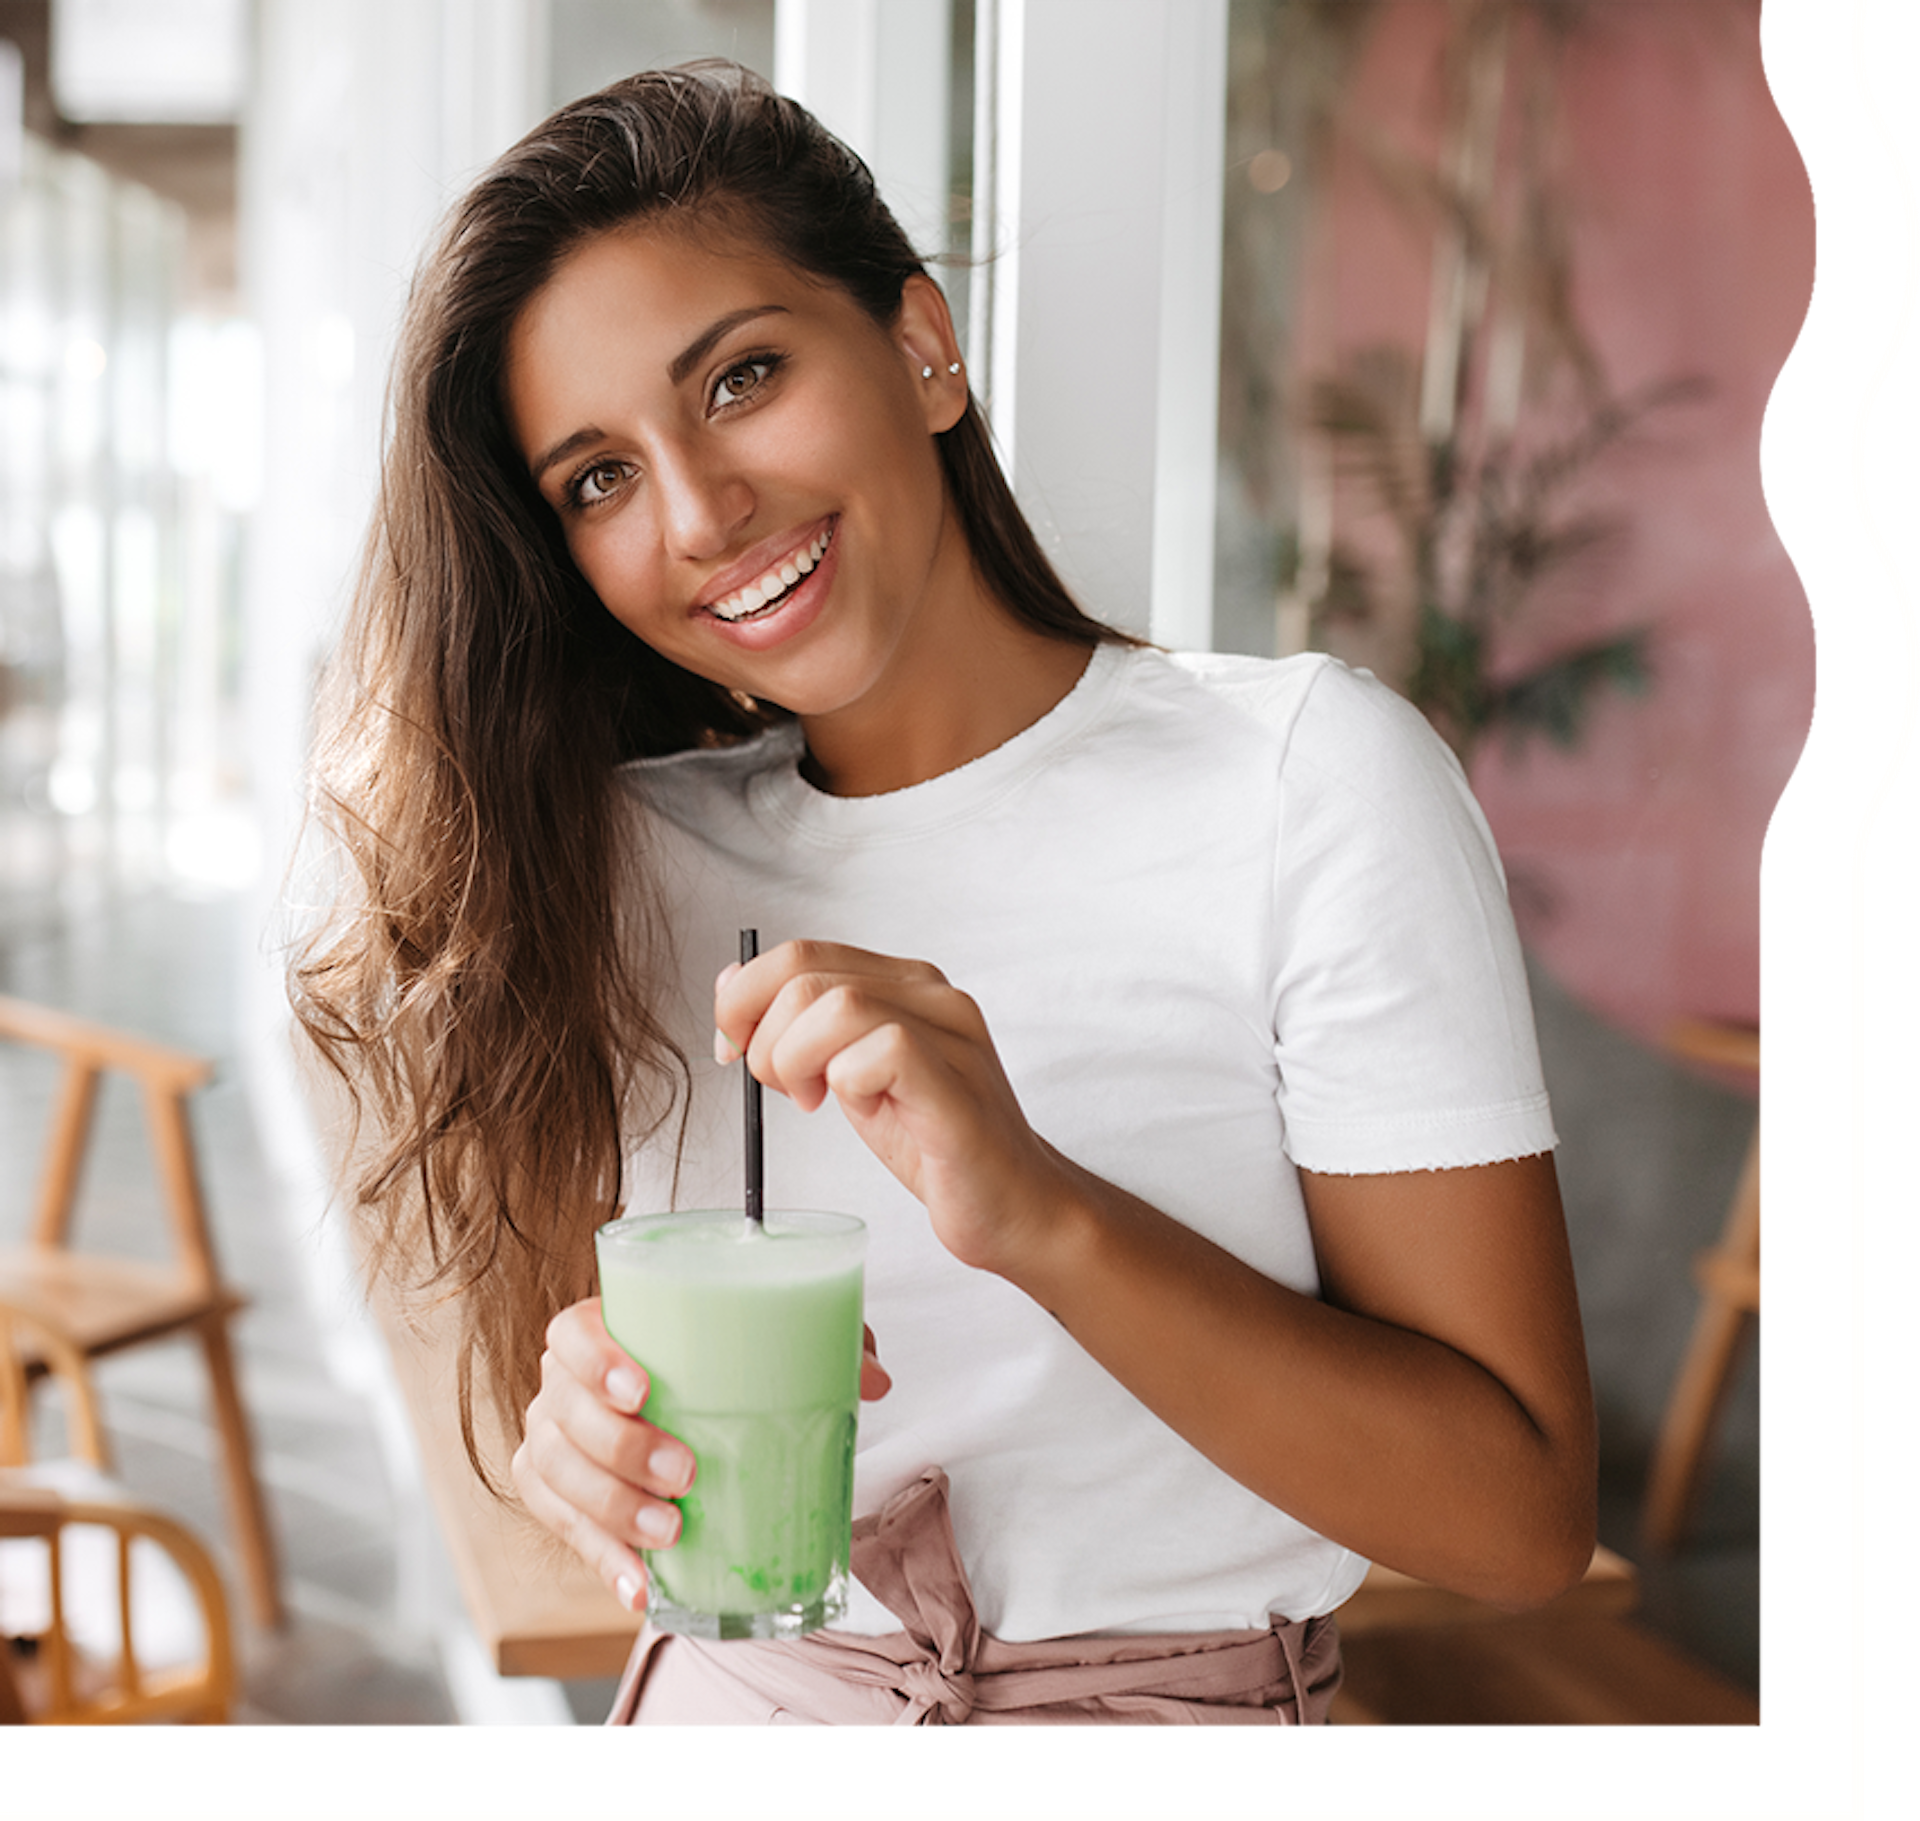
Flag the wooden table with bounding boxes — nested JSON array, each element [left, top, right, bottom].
[[374, 1300, 640, 1681]]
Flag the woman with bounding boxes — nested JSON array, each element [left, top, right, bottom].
[[292, 60, 1595, 1725]]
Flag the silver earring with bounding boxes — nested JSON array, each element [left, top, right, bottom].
[[948, 362, 961, 374], [921, 364, 934, 379]]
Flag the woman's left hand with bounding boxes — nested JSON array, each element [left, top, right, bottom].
[[715, 939, 1067, 1277], [718, 943, 1597, 1612]]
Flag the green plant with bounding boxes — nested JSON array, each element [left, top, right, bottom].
[[1240, 0, 1709, 763], [1310, 349, 1706, 758]]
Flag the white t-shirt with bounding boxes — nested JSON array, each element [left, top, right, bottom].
[[615, 643, 1556, 1640]]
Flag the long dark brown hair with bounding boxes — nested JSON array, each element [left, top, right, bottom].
[[289, 61, 1130, 1486]]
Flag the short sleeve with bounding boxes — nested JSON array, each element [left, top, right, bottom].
[[1267, 662, 1556, 1174]]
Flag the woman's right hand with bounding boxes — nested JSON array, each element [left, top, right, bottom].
[[511, 1297, 892, 1612], [510, 1297, 695, 1613]]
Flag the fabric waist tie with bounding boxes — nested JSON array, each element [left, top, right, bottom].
[[606, 1467, 1342, 1726]]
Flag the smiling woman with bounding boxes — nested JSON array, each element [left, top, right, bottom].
[[288, 60, 1595, 1728], [503, 227, 1088, 790]]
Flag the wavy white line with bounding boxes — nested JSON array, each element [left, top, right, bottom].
[[1850, 5, 1912, 860], [1850, 7, 1912, 1206], [1843, 3, 1904, 1767]]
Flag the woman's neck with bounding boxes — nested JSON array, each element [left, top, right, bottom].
[[797, 599, 1097, 800]]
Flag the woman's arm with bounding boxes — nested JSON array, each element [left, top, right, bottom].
[[722, 940, 1597, 1612], [1024, 1150, 1596, 1609]]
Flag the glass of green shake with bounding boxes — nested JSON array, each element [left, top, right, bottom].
[[595, 1208, 867, 1640]]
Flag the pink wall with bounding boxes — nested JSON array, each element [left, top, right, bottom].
[[1299, 1, 1813, 1048]]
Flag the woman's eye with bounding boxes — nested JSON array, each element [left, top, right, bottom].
[[568, 460, 628, 507], [709, 357, 776, 412]]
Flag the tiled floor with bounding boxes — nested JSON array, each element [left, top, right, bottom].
[[3, 851, 1756, 1724]]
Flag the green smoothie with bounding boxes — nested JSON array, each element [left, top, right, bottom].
[[595, 1209, 866, 1639]]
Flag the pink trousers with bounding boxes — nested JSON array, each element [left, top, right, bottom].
[[606, 1468, 1341, 1725]]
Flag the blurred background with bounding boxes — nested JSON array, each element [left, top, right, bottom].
[[2, 0, 1802, 1726]]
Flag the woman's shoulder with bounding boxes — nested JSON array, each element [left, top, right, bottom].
[[1145, 648, 1437, 763], [1138, 646, 1475, 829], [1156, 646, 1343, 725], [614, 723, 804, 819]]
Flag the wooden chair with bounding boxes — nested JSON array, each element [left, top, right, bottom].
[[1641, 1018, 1761, 1555], [1, 1300, 238, 1722], [0, 997, 282, 1627]]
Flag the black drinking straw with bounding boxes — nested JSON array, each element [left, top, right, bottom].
[[740, 928, 764, 1228]]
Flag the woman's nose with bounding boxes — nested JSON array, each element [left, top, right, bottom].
[[654, 444, 753, 561]]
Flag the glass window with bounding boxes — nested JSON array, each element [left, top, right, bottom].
[[547, 0, 778, 105], [545, 1, 976, 342], [1216, 0, 1334, 661], [1, 133, 226, 889]]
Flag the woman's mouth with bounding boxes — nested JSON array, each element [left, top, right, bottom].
[[705, 522, 836, 623]]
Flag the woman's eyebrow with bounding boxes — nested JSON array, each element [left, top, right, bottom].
[[530, 425, 608, 485], [667, 304, 790, 386], [527, 305, 794, 483]]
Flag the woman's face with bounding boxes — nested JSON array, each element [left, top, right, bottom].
[[505, 223, 972, 721]]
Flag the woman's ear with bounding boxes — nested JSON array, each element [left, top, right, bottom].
[[896, 273, 968, 433]]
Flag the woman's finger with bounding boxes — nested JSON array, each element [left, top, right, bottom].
[[510, 1436, 653, 1611], [861, 1323, 891, 1400], [516, 1294, 702, 1607], [543, 1298, 697, 1483], [756, 982, 977, 1112], [714, 943, 953, 1062], [543, 1297, 649, 1414], [535, 1341, 694, 1494], [711, 939, 1054, 1274], [515, 1404, 686, 1607]]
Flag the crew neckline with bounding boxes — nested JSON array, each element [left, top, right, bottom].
[[752, 640, 1135, 846]]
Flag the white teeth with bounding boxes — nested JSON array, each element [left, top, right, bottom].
[[709, 526, 833, 621]]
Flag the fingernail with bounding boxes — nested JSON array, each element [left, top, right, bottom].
[[605, 1366, 644, 1410], [714, 1027, 742, 1066], [635, 1504, 679, 1547], [615, 1570, 644, 1611], [650, 1445, 693, 1494], [716, 960, 742, 989]]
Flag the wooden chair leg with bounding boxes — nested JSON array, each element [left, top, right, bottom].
[[0, 1642, 25, 1725], [195, 1318, 285, 1630], [1642, 1298, 1755, 1553], [32, 1060, 101, 1249], [141, 1085, 222, 1296], [1642, 1132, 1760, 1554], [1, 1306, 113, 1471]]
